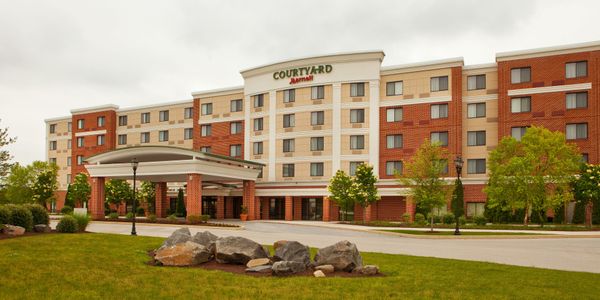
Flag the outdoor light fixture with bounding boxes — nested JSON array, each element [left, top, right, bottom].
[[454, 155, 464, 235], [131, 158, 139, 236]]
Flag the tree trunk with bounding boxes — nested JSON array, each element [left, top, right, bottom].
[[585, 201, 593, 228], [430, 210, 434, 232], [523, 204, 529, 226]]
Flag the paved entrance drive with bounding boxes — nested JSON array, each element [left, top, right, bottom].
[[77, 220, 600, 274]]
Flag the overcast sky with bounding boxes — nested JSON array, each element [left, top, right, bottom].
[[1, 0, 599, 165]]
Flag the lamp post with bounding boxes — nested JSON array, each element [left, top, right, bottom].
[[453, 155, 464, 236], [131, 158, 139, 236]]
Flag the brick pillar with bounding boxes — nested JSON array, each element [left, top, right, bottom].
[[243, 180, 257, 220], [225, 197, 234, 218], [285, 196, 293, 221], [364, 205, 373, 223], [323, 197, 331, 222], [405, 195, 416, 222], [216, 196, 225, 219], [186, 174, 202, 219], [155, 182, 168, 218], [90, 177, 105, 220], [260, 198, 269, 220]]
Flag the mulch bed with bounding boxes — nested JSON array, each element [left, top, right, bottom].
[[0, 230, 58, 240], [99, 219, 239, 228]]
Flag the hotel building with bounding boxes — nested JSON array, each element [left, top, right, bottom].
[[45, 41, 599, 221]]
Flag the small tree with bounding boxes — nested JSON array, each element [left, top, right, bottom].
[[327, 170, 354, 221], [64, 184, 75, 208], [138, 181, 156, 214], [573, 164, 600, 228], [3, 163, 35, 204], [105, 179, 131, 213], [31, 164, 58, 207], [176, 188, 186, 217], [451, 177, 464, 231], [351, 164, 380, 220], [70, 173, 91, 208], [0, 119, 16, 183]]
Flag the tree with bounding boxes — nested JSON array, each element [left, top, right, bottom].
[[399, 140, 449, 231], [351, 164, 380, 219], [327, 170, 354, 221], [451, 177, 464, 231], [176, 188, 186, 217], [70, 173, 91, 208], [138, 181, 156, 214], [105, 179, 131, 213], [485, 126, 581, 226], [3, 161, 56, 204], [64, 184, 75, 208], [0, 119, 16, 183], [31, 163, 58, 207], [573, 164, 600, 228]]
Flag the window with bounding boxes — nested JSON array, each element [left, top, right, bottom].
[[511, 126, 528, 141], [49, 141, 57, 150], [230, 144, 242, 157], [386, 135, 403, 149], [350, 82, 365, 97], [253, 142, 263, 155], [349, 162, 363, 176], [97, 116, 105, 127], [350, 109, 365, 123], [511, 97, 531, 113], [511, 67, 531, 84], [66, 174, 71, 184], [566, 92, 588, 109], [77, 119, 84, 129], [97, 135, 105, 146], [386, 161, 403, 176], [283, 89, 295, 103], [467, 203, 485, 217], [201, 125, 211, 137], [49, 157, 56, 164], [201, 103, 213, 115], [118, 134, 127, 145], [141, 112, 150, 124], [430, 132, 449, 146], [311, 86, 324, 100], [159, 130, 169, 142], [230, 99, 243, 112], [582, 153, 589, 163], [282, 164, 295, 177], [566, 61, 587, 78], [283, 139, 295, 152], [49, 124, 56, 133], [310, 163, 324, 176], [159, 110, 169, 122], [467, 75, 486, 90], [66, 157, 71, 166], [439, 159, 449, 174], [184, 128, 193, 140], [76, 155, 84, 165], [253, 94, 264, 108], [310, 137, 324, 151], [566, 123, 588, 140], [350, 135, 365, 150], [430, 76, 449, 92], [230, 121, 242, 134], [386, 108, 403, 122], [67, 139, 71, 149], [200, 146, 211, 153], [184, 107, 194, 119], [467, 103, 486, 118], [253, 118, 263, 131], [118, 115, 128, 126], [467, 131, 486, 146], [311, 111, 324, 126], [431, 104, 448, 119], [140, 132, 150, 143], [283, 114, 295, 128], [467, 159, 486, 174], [386, 81, 403, 96], [77, 137, 84, 148]]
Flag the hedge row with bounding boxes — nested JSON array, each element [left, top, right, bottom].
[[0, 204, 49, 232]]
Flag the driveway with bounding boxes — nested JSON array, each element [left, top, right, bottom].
[[58, 220, 600, 274]]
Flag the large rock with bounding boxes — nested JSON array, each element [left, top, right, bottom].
[[245, 265, 272, 273], [271, 260, 306, 276], [273, 241, 310, 266], [3, 225, 25, 236], [191, 231, 217, 255], [160, 227, 191, 249], [313, 270, 326, 278], [34, 224, 51, 233], [246, 258, 270, 268], [360, 265, 380, 275], [314, 240, 363, 272], [314, 264, 334, 274], [154, 241, 211, 266], [215, 236, 269, 264]]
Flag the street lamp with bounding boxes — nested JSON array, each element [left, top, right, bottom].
[[453, 155, 464, 236], [131, 158, 139, 236]]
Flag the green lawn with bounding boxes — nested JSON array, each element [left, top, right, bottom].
[[0, 234, 598, 299], [382, 229, 544, 236]]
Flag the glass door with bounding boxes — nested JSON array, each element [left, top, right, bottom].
[[269, 198, 285, 220], [201, 196, 217, 218], [301, 198, 323, 220]]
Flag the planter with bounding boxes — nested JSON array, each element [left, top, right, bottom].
[[240, 214, 248, 221]]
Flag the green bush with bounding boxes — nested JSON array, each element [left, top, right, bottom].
[[56, 215, 78, 233], [414, 213, 426, 225], [60, 206, 73, 215], [0, 206, 10, 225], [474, 215, 487, 226], [72, 214, 91, 232], [442, 213, 455, 225], [459, 216, 467, 225], [147, 214, 157, 222], [108, 212, 119, 220], [187, 215, 202, 224], [167, 214, 178, 222], [426, 213, 441, 224], [6, 205, 33, 231], [402, 213, 411, 223], [25, 204, 50, 225], [136, 207, 145, 215], [201, 215, 210, 222], [125, 212, 134, 220]]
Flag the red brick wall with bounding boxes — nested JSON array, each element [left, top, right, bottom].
[[464, 184, 487, 203], [293, 197, 302, 220], [193, 98, 245, 157], [71, 110, 117, 177], [186, 174, 202, 217], [372, 196, 406, 221]]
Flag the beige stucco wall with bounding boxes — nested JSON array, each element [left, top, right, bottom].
[[379, 68, 453, 101], [46, 118, 72, 190]]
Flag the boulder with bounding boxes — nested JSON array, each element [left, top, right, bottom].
[[215, 236, 269, 264], [313, 270, 326, 278], [314, 240, 363, 272], [246, 258, 270, 268], [273, 241, 310, 266], [314, 264, 334, 274], [154, 241, 211, 266], [34, 224, 51, 233], [159, 227, 191, 250], [271, 260, 306, 276], [245, 265, 272, 273], [191, 231, 217, 255], [3, 225, 25, 236], [273, 240, 288, 250], [360, 265, 379, 275]]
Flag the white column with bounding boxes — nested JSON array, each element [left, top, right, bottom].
[[332, 83, 342, 174], [243, 95, 251, 161], [268, 91, 277, 181], [369, 80, 380, 176]]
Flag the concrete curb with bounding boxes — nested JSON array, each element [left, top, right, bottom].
[[87, 220, 245, 231]]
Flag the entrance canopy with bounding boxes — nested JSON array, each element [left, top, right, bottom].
[[84, 146, 264, 182]]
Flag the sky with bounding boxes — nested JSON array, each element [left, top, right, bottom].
[[1, 0, 599, 165]]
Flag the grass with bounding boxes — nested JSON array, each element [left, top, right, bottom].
[[344, 221, 600, 231], [0, 234, 599, 299], [382, 229, 545, 236]]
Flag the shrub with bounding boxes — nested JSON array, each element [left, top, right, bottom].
[[402, 213, 411, 223], [72, 214, 91, 232], [459, 216, 467, 225], [201, 215, 210, 222], [0, 206, 10, 225], [167, 214, 178, 222], [25, 204, 50, 225], [56, 215, 78, 233], [108, 212, 119, 220], [147, 214, 157, 222], [442, 213, 455, 225], [7, 205, 33, 231], [125, 212, 134, 220], [474, 215, 487, 226], [426, 213, 441, 224], [61, 206, 73, 215], [414, 213, 426, 225], [187, 215, 202, 224], [136, 207, 145, 215]]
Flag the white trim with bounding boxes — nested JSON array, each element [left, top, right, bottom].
[[71, 104, 119, 115], [117, 99, 193, 113], [116, 122, 192, 134], [191, 86, 244, 98], [198, 115, 244, 125], [44, 116, 71, 123], [268, 91, 277, 181], [496, 40, 600, 61], [243, 95, 251, 161], [462, 63, 497, 71], [379, 95, 452, 107], [507, 83, 591, 96], [462, 94, 499, 103], [75, 129, 107, 137], [380, 57, 463, 75], [332, 83, 342, 173]]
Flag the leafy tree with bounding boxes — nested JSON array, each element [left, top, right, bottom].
[[31, 163, 58, 207], [0, 119, 16, 183], [399, 140, 449, 231], [138, 181, 156, 214], [351, 164, 380, 218], [327, 170, 354, 221], [573, 164, 600, 228], [70, 173, 91, 208], [176, 188, 186, 217], [105, 179, 131, 213], [3, 161, 56, 204], [64, 184, 75, 208], [485, 126, 581, 226]]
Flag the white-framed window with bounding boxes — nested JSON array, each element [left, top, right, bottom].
[[97, 116, 105, 127], [158, 130, 169, 142], [350, 135, 365, 150], [140, 132, 150, 143], [350, 109, 365, 123], [49, 157, 56, 164], [467, 159, 486, 174], [77, 137, 84, 148], [566, 61, 587, 79], [49, 124, 56, 134], [283, 114, 295, 128], [200, 146, 211, 153], [230, 121, 242, 134], [386, 134, 403, 149], [311, 111, 324, 126], [253, 94, 264, 107], [201, 125, 211, 137], [310, 162, 324, 176], [231, 99, 243, 112], [431, 104, 448, 119], [386, 161, 403, 176], [511, 126, 528, 141], [159, 110, 169, 122], [118, 115, 128, 126], [201, 103, 213, 115], [310, 137, 324, 151], [66, 158, 71, 166], [511, 67, 531, 84], [229, 144, 242, 157], [253, 118, 263, 131], [184, 128, 193, 140], [76, 155, 84, 165], [430, 76, 449, 92], [283, 89, 295, 103], [282, 164, 295, 177], [386, 107, 402, 122], [430, 131, 449, 146], [66, 174, 71, 184], [141, 112, 150, 124], [311, 86, 324, 100], [118, 134, 127, 145], [566, 123, 588, 140], [77, 119, 84, 129], [349, 161, 363, 176], [467, 74, 486, 90], [386, 81, 403, 96], [566, 92, 588, 109], [67, 122, 72, 132], [67, 139, 71, 149], [467, 103, 486, 118], [283, 139, 295, 152], [511, 97, 531, 113], [350, 82, 365, 97], [467, 203, 485, 217], [253, 142, 263, 155], [467, 131, 486, 146], [97, 135, 105, 146], [184, 107, 194, 119], [49, 141, 57, 150]]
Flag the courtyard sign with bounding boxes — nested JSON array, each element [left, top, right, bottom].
[[273, 64, 333, 84]]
